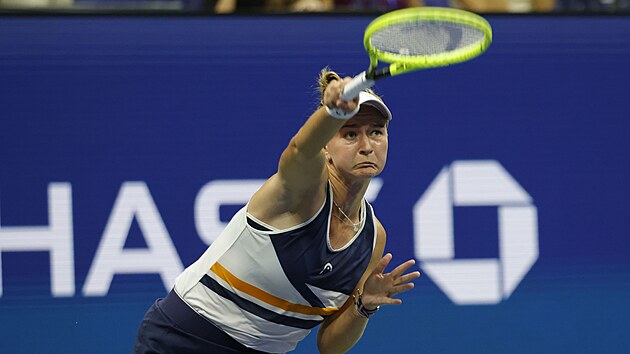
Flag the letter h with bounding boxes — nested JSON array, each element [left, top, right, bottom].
[[0, 184, 75, 297]]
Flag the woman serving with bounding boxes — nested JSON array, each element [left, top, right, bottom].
[[134, 69, 420, 354]]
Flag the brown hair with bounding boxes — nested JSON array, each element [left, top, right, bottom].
[[317, 67, 383, 107]]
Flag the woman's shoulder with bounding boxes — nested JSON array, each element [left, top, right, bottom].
[[248, 173, 328, 229]]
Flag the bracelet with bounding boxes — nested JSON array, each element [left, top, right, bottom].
[[325, 105, 360, 120], [353, 289, 379, 319]]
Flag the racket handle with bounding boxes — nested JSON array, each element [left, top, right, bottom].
[[341, 71, 375, 101]]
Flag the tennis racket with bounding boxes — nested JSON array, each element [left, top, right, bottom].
[[341, 7, 493, 100]]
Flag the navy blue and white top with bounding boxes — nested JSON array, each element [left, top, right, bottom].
[[174, 183, 377, 353]]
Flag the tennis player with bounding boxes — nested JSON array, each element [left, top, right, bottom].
[[133, 69, 420, 354]]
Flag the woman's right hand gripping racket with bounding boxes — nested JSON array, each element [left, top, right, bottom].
[[342, 7, 493, 100]]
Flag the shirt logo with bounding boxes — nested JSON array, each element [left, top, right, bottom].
[[319, 262, 333, 275]]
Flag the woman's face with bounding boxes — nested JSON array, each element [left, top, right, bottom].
[[326, 105, 389, 180]]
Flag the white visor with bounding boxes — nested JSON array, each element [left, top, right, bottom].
[[358, 91, 393, 121]]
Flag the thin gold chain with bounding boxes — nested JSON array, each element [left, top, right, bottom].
[[333, 200, 361, 232]]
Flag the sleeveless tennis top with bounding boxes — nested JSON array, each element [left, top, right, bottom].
[[173, 183, 377, 353]]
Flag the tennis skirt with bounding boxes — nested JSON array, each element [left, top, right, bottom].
[[133, 290, 269, 354]]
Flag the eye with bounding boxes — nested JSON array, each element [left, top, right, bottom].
[[370, 129, 384, 137], [344, 131, 358, 139]]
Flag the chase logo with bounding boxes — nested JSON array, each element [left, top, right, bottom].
[[413, 160, 539, 305]]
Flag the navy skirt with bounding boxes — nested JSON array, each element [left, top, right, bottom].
[[133, 290, 269, 354]]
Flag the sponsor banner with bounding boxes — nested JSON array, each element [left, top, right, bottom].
[[0, 15, 629, 353]]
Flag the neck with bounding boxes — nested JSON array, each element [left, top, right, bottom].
[[329, 174, 370, 220]]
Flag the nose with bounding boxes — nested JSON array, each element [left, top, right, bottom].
[[358, 133, 373, 156]]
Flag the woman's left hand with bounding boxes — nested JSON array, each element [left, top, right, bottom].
[[361, 253, 421, 310]]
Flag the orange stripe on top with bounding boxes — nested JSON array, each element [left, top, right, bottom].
[[210, 262, 339, 317]]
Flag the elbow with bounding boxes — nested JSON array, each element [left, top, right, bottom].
[[316, 328, 350, 354], [278, 136, 300, 167], [285, 135, 308, 160], [316, 338, 336, 354], [317, 342, 348, 354], [288, 135, 302, 157], [289, 133, 322, 160], [316, 328, 334, 354]]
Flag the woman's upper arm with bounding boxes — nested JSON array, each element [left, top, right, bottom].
[[248, 135, 328, 222], [277, 134, 328, 191]]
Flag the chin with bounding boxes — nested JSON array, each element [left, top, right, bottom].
[[357, 170, 381, 179]]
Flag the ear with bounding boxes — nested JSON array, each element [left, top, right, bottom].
[[324, 146, 332, 163]]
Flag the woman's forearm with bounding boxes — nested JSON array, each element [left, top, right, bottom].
[[317, 304, 370, 354]]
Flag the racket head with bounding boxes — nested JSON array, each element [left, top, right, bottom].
[[364, 7, 493, 75]]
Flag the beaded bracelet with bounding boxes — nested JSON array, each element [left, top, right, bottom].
[[353, 289, 379, 319]]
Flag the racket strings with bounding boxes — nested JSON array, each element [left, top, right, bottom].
[[370, 21, 485, 57]]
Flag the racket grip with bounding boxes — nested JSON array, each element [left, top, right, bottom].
[[341, 71, 375, 101]]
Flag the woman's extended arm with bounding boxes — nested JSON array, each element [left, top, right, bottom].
[[248, 77, 358, 222]]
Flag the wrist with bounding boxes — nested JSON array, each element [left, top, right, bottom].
[[325, 105, 360, 120], [353, 289, 379, 319]]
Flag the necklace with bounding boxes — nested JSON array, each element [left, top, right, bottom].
[[333, 200, 361, 232]]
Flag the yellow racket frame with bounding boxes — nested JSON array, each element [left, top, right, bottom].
[[364, 7, 493, 76]]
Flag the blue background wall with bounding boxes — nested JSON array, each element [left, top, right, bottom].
[[1, 14, 629, 353]]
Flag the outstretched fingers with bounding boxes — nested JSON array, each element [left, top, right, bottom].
[[386, 258, 421, 299], [372, 253, 393, 276], [394, 271, 421, 286], [376, 296, 404, 306], [363, 254, 421, 307], [389, 259, 417, 278], [388, 281, 416, 298]]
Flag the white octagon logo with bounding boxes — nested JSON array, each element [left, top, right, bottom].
[[413, 160, 538, 305]]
